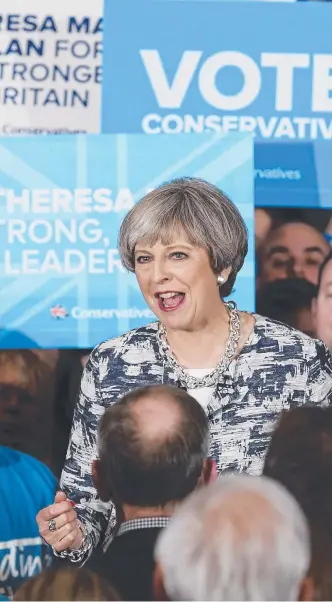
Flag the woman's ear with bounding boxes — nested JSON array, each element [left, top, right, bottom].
[[219, 266, 232, 282]]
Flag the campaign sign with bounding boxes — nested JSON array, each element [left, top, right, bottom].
[[255, 141, 321, 208], [102, 1, 332, 141], [0, 133, 254, 349], [0, 0, 103, 136], [102, 0, 332, 208]]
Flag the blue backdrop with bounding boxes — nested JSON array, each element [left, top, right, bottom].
[[0, 133, 254, 349], [102, 0, 332, 208]]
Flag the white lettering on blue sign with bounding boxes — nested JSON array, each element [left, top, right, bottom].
[[140, 50, 332, 113]]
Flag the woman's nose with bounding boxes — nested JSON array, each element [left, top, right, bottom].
[[152, 260, 171, 283]]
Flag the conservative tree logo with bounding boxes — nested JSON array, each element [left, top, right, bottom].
[[49, 305, 68, 319]]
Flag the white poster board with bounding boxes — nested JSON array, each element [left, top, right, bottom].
[[0, 0, 103, 135]]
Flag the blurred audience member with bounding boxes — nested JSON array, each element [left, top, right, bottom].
[[53, 349, 92, 477], [256, 278, 317, 336], [55, 349, 92, 427], [255, 208, 272, 249], [0, 446, 57, 599], [257, 222, 330, 287], [88, 384, 214, 601], [13, 568, 120, 601], [263, 406, 332, 528], [325, 215, 332, 245], [298, 208, 332, 236], [307, 530, 332, 602], [154, 475, 310, 601], [255, 208, 283, 250], [263, 406, 332, 601], [312, 251, 332, 352], [0, 351, 54, 466], [33, 350, 59, 371]]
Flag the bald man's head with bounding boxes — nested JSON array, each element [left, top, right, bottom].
[[130, 389, 183, 449], [96, 385, 209, 507]]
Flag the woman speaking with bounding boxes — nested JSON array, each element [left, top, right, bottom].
[[37, 177, 332, 561]]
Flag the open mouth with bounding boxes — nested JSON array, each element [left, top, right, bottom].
[[155, 292, 185, 312]]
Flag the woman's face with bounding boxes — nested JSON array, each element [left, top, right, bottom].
[[134, 235, 224, 331]]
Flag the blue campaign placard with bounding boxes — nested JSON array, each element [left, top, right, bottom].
[[0, 132, 254, 349], [102, 0, 332, 208], [255, 141, 332, 208]]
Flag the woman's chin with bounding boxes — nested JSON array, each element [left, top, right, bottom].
[[158, 310, 192, 331]]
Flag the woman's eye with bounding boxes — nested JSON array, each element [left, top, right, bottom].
[[136, 256, 151, 264], [171, 252, 187, 260]]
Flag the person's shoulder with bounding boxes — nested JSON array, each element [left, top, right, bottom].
[[253, 314, 324, 358], [0, 446, 56, 493], [89, 322, 159, 365]]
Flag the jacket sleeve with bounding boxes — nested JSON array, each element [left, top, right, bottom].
[[304, 339, 332, 406], [59, 346, 116, 551]]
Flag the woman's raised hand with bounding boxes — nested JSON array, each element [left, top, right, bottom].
[[36, 490, 83, 552]]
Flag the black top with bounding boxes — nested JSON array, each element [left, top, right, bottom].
[[86, 527, 163, 601]]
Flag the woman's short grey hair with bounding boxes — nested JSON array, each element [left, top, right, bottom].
[[155, 474, 310, 601], [118, 177, 248, 297]]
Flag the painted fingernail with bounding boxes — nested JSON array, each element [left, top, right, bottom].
[[69, 500, 76, 507]]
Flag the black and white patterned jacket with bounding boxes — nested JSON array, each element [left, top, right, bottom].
[[60, 315, 332, 550]]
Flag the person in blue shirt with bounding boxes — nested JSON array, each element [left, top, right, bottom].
[[0, 446, 57, 600]]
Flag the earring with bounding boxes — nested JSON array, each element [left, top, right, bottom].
[[217, 275, 225, 286]]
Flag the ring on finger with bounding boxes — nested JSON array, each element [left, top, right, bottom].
[[48, 519, 57, 532]]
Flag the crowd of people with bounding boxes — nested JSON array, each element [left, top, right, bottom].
[[0, 177, 332, 600], [5, 386, 332, 601]]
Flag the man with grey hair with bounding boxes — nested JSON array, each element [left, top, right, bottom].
[[154, 474, 312, 601]]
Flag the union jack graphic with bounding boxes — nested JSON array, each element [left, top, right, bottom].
[[50, 305, 68, 319]]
